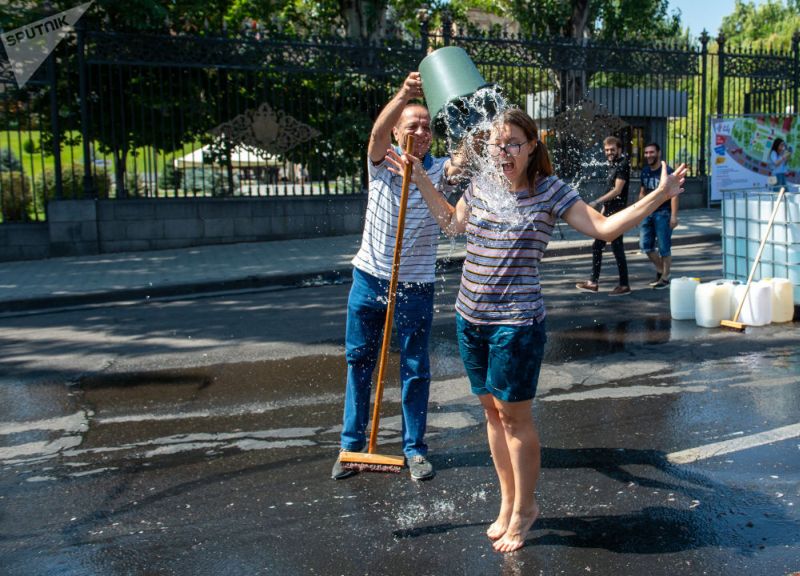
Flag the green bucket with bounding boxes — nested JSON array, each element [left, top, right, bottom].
[[419, 46, 498, 143]]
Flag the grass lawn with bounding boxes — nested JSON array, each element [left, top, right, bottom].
[[0, 130, 205, 179], [0, 130, 206, 222]]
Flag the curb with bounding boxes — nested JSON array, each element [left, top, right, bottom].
[[0, 233, 721, 314], [0, 270, 351, 315], [543, 231, 721, 260]]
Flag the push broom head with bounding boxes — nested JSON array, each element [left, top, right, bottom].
[[720, 319, 746, 332], [339, 450, 405, 474]]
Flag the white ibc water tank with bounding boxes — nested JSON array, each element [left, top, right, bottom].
[[695, 281, 735, 328], [787, 192, 800, 231], [732, 281, 773, 326], [670, 277, 700, 320], [769, 278, 795, 322]]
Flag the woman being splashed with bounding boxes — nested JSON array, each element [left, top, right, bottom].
[[386, 108, 687, 553]]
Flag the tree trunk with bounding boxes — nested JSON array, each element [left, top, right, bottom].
[[561, 0, 591, 106], [114, 147, 127, 199], [224, 143, 235, 197], [568, 0, 591, 39], [549, 1, 594, 180], [339, 0, 388, 41]]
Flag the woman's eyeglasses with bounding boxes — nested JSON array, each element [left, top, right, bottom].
[[487, 142, 525, 157]]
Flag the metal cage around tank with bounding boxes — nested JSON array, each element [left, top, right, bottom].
[[721, 186, 800, 304]]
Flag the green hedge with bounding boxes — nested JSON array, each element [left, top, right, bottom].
[[0, 172, 31, 222], [34, 165, 113, 200]]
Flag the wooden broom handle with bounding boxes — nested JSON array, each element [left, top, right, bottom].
[[367, 133, 415, 455], [731, 187, 786, 322]]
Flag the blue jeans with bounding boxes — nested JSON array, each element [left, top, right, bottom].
[[639, 209, 672, 257], [341, 268, 434, 457]]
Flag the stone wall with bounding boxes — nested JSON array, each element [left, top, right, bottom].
[[0, 177, 710, 262], [95, 196, 367, 254], [0, 195, 367, 261], [0, 223, 50, 261], [48, 199, 99, 257]]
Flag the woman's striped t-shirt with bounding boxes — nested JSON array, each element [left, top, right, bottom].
[[351, 154, 448, 284], [455, 175, 580, 325]]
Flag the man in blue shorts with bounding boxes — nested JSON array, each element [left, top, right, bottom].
[[639, 143, 678, 289]]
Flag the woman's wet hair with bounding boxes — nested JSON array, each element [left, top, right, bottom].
[[493, 108, 553, 190]]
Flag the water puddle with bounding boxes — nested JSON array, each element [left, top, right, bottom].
[[546, 316, 672, 362], [1, 346, 470, 472]]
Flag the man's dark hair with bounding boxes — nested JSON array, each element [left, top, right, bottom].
[[644, 142, 661, 152]]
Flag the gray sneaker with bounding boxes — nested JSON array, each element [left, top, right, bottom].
[[653, 278, 671, 290], [407, 455, 435, 481], [331, 452, 357, 480]]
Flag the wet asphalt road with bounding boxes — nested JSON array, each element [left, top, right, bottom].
[[1, 243, 799, 576]]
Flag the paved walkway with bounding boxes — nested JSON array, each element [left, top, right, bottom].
[[0, 208, 722, 312]]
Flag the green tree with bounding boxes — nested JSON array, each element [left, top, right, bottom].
[[3, 1, 237, 197], [0, 149, 22, 172], [0, 0, 238, 35], [223, 0, 429, 40], [225, 0, 342, 36], [720, 0, 800, 49], [447, 0, 682, 40]]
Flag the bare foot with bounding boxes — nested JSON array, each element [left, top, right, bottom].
[[492, 503, 539, 553], [486, 502, 513, 540], [486, 519, 507, 541]]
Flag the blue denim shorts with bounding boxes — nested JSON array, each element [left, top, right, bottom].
[[455, 313, 547, 402], [639, 208, 672, 257]]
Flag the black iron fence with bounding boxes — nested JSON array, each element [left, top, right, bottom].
[[1, 22, 798, 223]]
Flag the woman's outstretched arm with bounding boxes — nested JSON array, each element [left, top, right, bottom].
[[563, 162, 687, 242]]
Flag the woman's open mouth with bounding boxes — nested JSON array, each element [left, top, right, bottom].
[[501, 160, 515, 176]]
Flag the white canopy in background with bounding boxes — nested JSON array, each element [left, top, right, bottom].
[[173, 144, 281, 169]]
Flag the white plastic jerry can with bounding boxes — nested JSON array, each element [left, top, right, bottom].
[[768, 277, 795, 323], [695, 281, 734, 328], [732, 281, 773, 326], [670, 277, 700, 320]]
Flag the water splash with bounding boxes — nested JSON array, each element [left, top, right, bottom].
[[438, 86, 524, 226], [435, 89, 628, 227], [549, 99, 628, 192], [574, 154, 609, 193]]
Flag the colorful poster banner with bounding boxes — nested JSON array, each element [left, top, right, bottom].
[[710, 115, 797, 201]]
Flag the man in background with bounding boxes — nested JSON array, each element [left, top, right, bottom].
[[575, 135, 632, 296], [639, 142, 677, 289]]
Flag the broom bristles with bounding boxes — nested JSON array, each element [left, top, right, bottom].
[[720, 319, 746, 331], [339, 449, 405, 474], [341, 461, 403, 474], [339, 450, 404, 465]]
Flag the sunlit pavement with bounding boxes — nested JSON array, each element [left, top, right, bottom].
[[0, 242, 798, 575], [0, 208, 721, 314]]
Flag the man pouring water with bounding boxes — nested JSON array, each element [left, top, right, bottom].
[[332, 72, 460, 482]]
